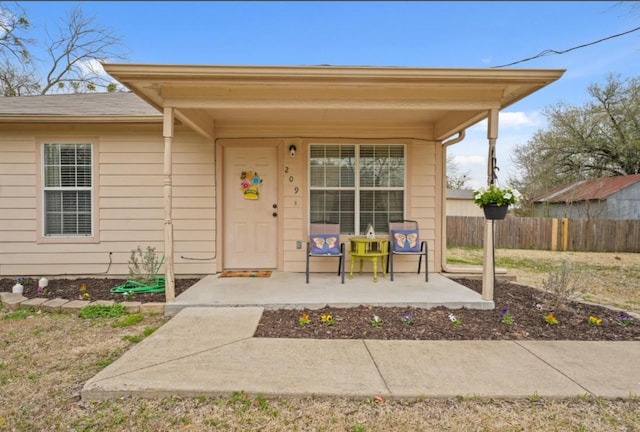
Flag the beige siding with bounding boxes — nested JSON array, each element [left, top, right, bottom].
[[0, 197, 36, 208], [0, 125, 216, 276], [1, 119, 441, 278], [0, 208, 36, 219], [280, 138, 305, 272], [401, 141, 438, 273], [98, 129, 216, 276], [0, 137, 38, 276], [0, 174, 36, 186]]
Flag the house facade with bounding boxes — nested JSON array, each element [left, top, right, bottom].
[[0, 64, 564, 300], [532, 174, 640, 220]]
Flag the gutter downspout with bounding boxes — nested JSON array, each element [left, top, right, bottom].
[[440, 130, 472, 274], [439, 128, 507, 279]]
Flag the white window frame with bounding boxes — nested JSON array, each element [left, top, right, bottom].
[[309, 143, 406, 235], [38, 141, 98, 242]]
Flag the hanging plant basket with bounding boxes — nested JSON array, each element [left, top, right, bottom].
[[483, 204, 508, 220]]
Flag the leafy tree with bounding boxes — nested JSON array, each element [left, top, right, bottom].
[[511, 74, 640, 204], [0, 3, 125, 96]]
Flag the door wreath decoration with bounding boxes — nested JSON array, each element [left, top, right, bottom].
[[240, 169, 263, 200]]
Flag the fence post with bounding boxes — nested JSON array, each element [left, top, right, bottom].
[[551, 218, 558, 251], [562, 218, 569, 251]]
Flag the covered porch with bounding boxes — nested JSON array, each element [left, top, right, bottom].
[[102, 64, 565, 305], [164, 272, 493, 316]]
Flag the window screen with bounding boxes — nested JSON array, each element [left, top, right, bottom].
[[43, 143, 93, 236]]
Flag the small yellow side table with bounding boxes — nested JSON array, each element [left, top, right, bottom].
[[349, 237, 389, 282]]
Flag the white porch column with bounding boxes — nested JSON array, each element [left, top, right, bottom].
[[482, 108, 499, 302], [163, 107, 176, 303]]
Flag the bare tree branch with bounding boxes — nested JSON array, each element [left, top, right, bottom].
[[39, 6, 126, 94], [0, 2, 31, 64], [0, 59, 38, 95]]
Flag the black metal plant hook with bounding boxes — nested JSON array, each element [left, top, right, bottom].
[[490, 153, 499, 186], [488, 141, 500, 186]]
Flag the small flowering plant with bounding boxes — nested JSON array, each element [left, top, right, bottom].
[[37, 284, 49, 296], [500, 308, 514, 325], [544, 313, 558, 325], [473, 184, 519, 208], [448, 313, 462, 326], [535, 303, 544, 314], [617, 313, 633, 327], [320, 314, 335, 326], [371, 315, 383, 327], [588, 316, 602, 327], [400, 313, 414, 326], [79, 283, 90, 300], [298, 313, 311, 326]]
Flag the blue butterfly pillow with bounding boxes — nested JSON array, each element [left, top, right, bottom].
[[391, 229, 421, 252], [310, 234, 341, 255]]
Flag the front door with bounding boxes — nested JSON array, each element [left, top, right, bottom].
[[223, 146, 278, 269]]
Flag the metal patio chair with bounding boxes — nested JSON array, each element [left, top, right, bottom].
[[306, 222, 345, 284], [387, 220, 428, 282]]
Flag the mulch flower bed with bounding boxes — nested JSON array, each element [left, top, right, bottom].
[[3, 277, 199, 304], [254, 279, 639, 341], [3, 277, 638, 341]]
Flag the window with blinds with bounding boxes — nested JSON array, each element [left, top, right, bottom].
[[43, 143, 93, 236], [310, 144, 405, 235]]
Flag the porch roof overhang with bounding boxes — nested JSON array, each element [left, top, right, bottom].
[[102, 64, 565, 141]]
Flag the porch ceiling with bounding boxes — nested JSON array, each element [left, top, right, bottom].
[[103, 64, 565, 141]]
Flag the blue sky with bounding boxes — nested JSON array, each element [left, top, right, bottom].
[[23, 1, 640, 189]]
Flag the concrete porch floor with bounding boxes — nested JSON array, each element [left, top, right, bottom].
[[165, 272, 494, 316]]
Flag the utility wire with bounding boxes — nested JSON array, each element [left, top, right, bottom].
[[492, 25, 640, 68]]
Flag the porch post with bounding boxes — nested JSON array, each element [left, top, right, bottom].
[[482, 108, 499, 302], [163, 107, 176, 302]]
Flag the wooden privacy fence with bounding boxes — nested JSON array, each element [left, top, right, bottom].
[[447, 216, 640, 253]]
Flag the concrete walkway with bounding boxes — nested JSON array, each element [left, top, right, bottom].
[[82, 307, 640, 401]]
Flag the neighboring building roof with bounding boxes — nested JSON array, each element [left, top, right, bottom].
[[0, 92, 161, 121], [533, 174, 640, 203], [446, 189, 475, 200]]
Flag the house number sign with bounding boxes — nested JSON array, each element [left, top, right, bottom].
[[284, 166, 299, 195]]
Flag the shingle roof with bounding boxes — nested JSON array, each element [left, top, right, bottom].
[[533, 174, 640, 203], [0, 92, 160, 117]]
